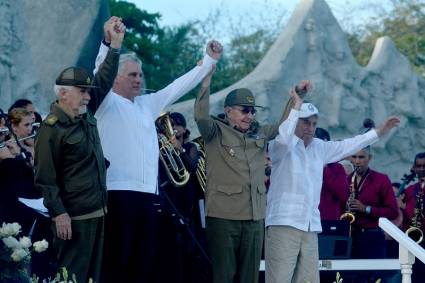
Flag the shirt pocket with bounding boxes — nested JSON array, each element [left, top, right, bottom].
[[220, 135, 244, 161], [64, 129, 88, 160]]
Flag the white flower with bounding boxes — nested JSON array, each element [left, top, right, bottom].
[[0, 222, 21, 237], [33, 239, 49, 253], [10, 248, 29, 262], [19, 236, 32, 249], [2, 236, 20, 249]]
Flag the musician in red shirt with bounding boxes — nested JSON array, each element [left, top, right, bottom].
[[348, 146, 398, 259], [315, 128, 350, 220], [404, 152, 425, 283]]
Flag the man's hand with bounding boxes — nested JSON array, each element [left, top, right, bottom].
[[105, 18, 125, 49], [296, 80, 313, 95], [206, 40, 223, 61], [103, 16, 122, 44], [290, 80, 312, 110], [289, 87, 303, 110], [376, 116, 400, 137], [54, 213, 72, 240], [349, 199, 366, 213]]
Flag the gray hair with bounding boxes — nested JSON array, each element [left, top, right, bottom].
[[118, 53, 143, 75], [53, 85, 73, 97], [117, 53, 147, 94]]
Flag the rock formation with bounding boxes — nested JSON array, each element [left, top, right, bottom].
[[168, 0, 425, 180], [0, 0, 109, 113]]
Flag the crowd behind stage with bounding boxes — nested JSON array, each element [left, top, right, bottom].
[[0, 16, 424, 283]]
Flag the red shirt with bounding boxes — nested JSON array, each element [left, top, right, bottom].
[[348, 169, 398, 229], [404, 182, 425, 231], [319, 163, 349, 220]]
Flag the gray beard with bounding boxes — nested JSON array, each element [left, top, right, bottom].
[[78, 105, 87, 115]]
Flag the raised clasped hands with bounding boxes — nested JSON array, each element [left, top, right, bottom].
[[206, 40, 223, 61], [104, 16, 126, 49], [290, 80, 312, 109]]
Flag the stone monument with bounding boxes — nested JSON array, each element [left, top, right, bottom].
[[0, 0, 109, 113], [168, 0, 425, 180]]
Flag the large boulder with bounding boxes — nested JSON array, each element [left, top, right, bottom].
[[0, 0, 109, 113], [169, 0, 425, 181]]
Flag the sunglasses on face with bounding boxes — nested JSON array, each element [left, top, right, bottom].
[[234, 106, 256, 115]]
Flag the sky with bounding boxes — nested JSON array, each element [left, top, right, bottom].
[[128, 0, 388, 33]]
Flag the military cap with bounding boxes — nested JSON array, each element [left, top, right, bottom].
[[55, 67, 98, 88], [224, 88, 262, 107]]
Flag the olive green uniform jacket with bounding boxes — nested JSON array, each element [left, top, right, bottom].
[[34, 48, 120, 218], [194, 86, 286, 220]]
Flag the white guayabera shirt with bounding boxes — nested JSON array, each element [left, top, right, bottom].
[[266, 109, 379, 232], [94, 43, 217, 194]]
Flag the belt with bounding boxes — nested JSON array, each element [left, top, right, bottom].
[[71, 207, 107, 220]]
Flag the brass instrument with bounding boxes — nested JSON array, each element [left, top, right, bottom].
[[340, 168, 357, 225], [406, 179, 424, 243], [156, 112, 190, 187], [192, 136, 206, 192]]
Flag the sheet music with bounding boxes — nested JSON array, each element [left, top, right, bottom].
[[18, 198, 49, 217]]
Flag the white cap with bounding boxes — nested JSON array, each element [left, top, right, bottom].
[[299, 103, 319, 118]]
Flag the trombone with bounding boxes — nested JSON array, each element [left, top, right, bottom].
[[156, 112, 190, 187]]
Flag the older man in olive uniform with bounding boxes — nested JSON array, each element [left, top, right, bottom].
[[34, 19, 124, 283], [194, 70, 308, 283]]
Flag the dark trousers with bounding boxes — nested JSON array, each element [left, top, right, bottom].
[[206, 217, 264, 283], [104, 191, 159, 283], [412, 242, 425, 283], [351, 228, 386, 283], [52, 216, 104, 283]]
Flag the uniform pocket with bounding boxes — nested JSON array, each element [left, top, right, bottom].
[[216, 184, 243, 195], [255, 138, 265, 149]]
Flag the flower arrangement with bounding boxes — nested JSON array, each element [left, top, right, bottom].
[[0, 222, 49, 283]]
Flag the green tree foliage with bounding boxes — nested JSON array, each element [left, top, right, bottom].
[[108, 0, 282, 101], [348, 0, 425, 76]]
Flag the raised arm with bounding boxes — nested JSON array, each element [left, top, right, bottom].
[[322, 116, 400, 164], [194, 67, 218, 142], [89, 17, 125, 112], [268, 84, 305, 155], [263, 80, 312, 139], [147, 40, 223, 117]]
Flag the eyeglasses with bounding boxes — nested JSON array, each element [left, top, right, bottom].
[[233, 106, 256, 115]]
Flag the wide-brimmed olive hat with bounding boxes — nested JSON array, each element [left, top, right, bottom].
[[55, 67, 98, 88], [224, 88, 262, 108]]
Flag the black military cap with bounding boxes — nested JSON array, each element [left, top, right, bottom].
[[55, 67, 98, 88], [224, 88, 262, 107]]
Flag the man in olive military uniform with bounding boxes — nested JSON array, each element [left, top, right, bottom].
[[34, 18, 125, 283], [194, 67, 311, 283]]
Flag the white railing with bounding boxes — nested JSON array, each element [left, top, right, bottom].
[[379, 217, 425, 283]]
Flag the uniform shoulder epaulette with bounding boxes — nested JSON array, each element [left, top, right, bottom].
[[45, 114, 59, 126]]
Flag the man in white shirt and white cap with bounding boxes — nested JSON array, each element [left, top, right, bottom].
[[265, 86, 400, 283]]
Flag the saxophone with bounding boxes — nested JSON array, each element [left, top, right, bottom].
[[406, 178, 424, 243], [340, 167, 357, 225]]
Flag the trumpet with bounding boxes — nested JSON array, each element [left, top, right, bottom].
[[406, 179, 424, 243], [0, 133, 37, 149], [192, 136, 206, 192], [156, 112, 190, 187]]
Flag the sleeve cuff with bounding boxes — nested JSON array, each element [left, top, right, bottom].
[[202, 53, 218, 66]]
